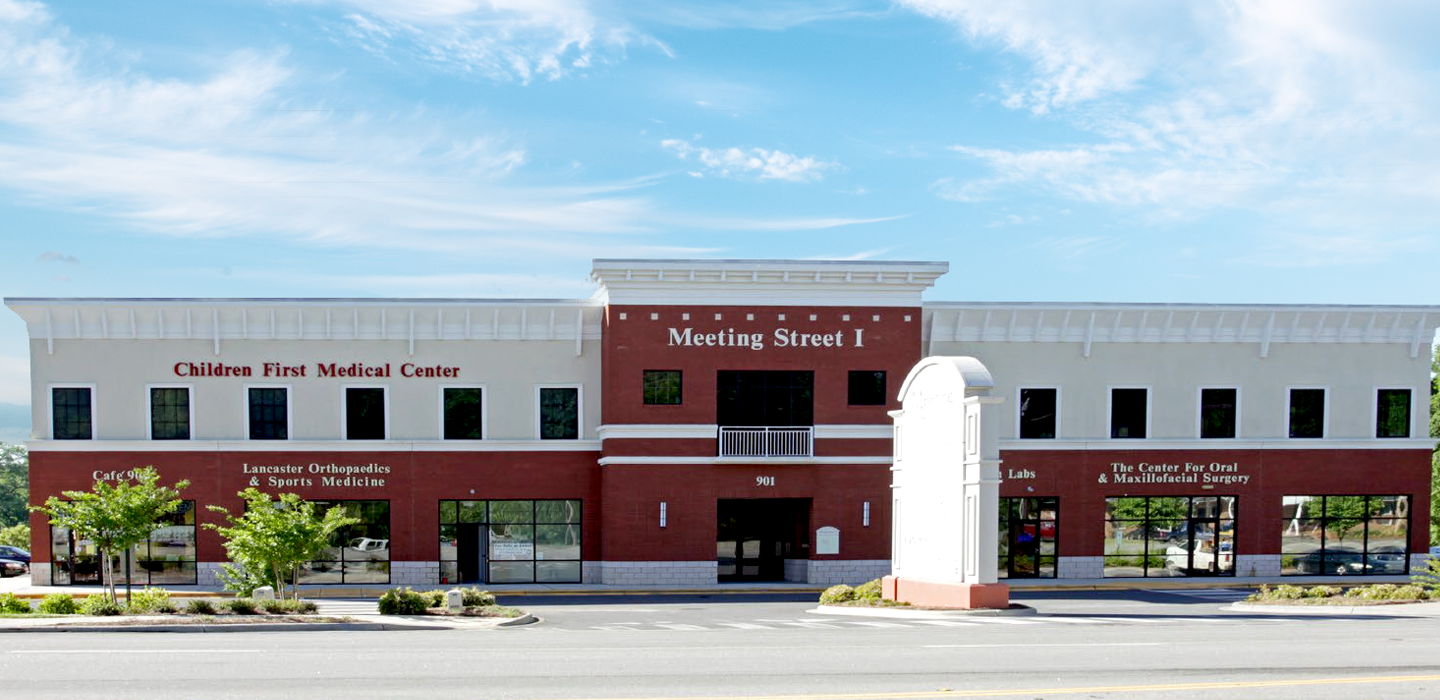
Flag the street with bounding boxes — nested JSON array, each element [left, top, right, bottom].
[[2, 590, 1438, 699]]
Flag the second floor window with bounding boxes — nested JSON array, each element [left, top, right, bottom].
[[1110, 388, 1147, 439], [717, 370, 814, 426], [443, 387, 484, 439], [345, 387, 387, 440], [1018, 388, 1057, 439], [643, 371, 682, 405], [540, 387, 579, 439], [1376, 389, 1411, 438], [1200, 388, 1237, 439], [248, 388, 288, 440], [1289, 388, 1325, 439], [52, 387, 92, 440], [847, 371, 887, 406], [149, 387, 190, 440]]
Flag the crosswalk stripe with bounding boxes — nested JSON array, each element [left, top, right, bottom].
[[781, 621, 842, 629], [910, 620, 981, 627], [841, 620, 912, 628], [653, 623, 707, 631], [716, 622, 775, 630]]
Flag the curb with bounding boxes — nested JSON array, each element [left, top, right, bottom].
[[1229, 601, 1440, 617], [811, 604, 1037, 619]]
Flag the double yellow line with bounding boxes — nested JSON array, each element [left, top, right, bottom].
[[552, 674, 1440, 700]]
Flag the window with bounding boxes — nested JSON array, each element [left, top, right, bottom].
[[539, 387, 579, 439], [299, 500, 390, 584], [717, 370, 814, 426], [51, 386, 93, 440], [1199, 388, 1237, 439], [998, 497, 1058, 578], [247, 387, 288, 440], [344, 387, 387, 440], [51, 501, 196, 586], [847, 371, 887, 406], [1376, 389, 1411, 438], [1288, 388, 1325, 438], [642, 371, 682, 406], [148, 387, 191, 440], [438, 499, 582, 584], [1109, 388, 1148, 439], [1104, 496, 1236, 578], [1018, 388, 1057, 439], [1280, 495, 1409, 576], [442, 387, 485, 439]]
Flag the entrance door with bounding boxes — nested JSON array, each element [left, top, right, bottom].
[[999, 497, 1058, 579], [717, 499, 809, 582], [455, 524, 488, 584]]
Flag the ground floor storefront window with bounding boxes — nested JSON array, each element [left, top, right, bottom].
[[1280, 495, 1409, 576], [50, 501, 197, 586], [438, 499, 582, 584], [998, 497, 1057, 579], [299, 500, 391, 584], [1104, 496, 1236, 578]]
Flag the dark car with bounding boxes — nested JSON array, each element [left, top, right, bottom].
[[0, 546, 31, 564], [0, 558, 27, 577], [1292, 549, 1368, 575]]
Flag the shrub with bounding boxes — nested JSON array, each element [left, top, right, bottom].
[[1306, 585, 1342, 599], [80, 594, 123, 616], [0, 592, 29, 614], [459, 588, 496, 607], [37, 593, 79, 615], [424, 590, 446, 608], [1412, 556, 1440, 594], [378, 587, 430, 615], [853, 579, 883, 602], [225, 598, 258, 615], [126, 588, 173, 614], [1351, 584, 1428, 601], [258, 599, 318, 615], [819, 584, 856, 606], [185, 599, 217, 615]]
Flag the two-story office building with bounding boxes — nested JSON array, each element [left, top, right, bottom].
[[7, 258, 1437, 586]]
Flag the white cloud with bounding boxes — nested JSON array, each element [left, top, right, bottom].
[[662, 139, 838, 182], [908, 0, 1440, 250], [301, 0, 658, 83], [36, 251, 78, 264]]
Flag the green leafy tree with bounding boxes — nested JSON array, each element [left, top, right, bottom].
[[0, 524, 29, 549], [0, 443, 28, 528], [205, 488, 359, 601], [29, 467, 188, 604], [1321, 496, 1374, 546]]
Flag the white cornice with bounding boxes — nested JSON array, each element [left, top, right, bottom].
[[592, 259, 948, 308], [4, 300, 606, 355], [26, 439, 603, 453], [923, 303, 1440, 358], [998, 439, 1437, 451]]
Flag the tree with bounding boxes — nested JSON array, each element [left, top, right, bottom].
[[205, 488, 359, 601], [0, 443, 28, 528], [0, 524, 28, 549], [1321, 495, 1374, 546], [29, 467, 189, 603]]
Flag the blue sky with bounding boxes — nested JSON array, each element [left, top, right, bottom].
[[2, 0, 1438, 441]]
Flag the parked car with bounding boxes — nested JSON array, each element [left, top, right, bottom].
[[1165, 540, 1233, 573], [0, 546, 29, 564], [0, 558, 27, 577], [348, 537, 389, 553], [1292, 549, 1369, 575]]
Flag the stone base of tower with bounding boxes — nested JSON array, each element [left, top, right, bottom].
[[882, 575, 1010, 610]]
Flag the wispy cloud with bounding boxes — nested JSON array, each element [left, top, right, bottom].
[[662, 139, 839, 182], [36, 251, 78, 264], [908, 0, 1440, 257], [302, 0, 659, 83], [615, 0, 885, 31]]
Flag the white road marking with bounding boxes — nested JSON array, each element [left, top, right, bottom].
[[924, 642, 1166, 649], [653, 623, 708, 631], [840, 620, 911, 628], [910, 620, 981, 627], [780, 621, 841, 629], [715, 622, 775, 630], [12, 649, 265, 654]]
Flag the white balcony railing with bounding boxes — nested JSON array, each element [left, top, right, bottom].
[[718, 426, 814, 458]]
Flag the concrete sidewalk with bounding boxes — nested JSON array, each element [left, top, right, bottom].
[[0, 573, 1428, 598]]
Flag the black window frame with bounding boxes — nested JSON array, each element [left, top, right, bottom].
[[247, 386, 289, 440], [438, 499, 583, 584], [716, 370, 815, 427], [1104, 496, 1238, 578], [1280, 495, 1410, 576], [846, 370, 888, 406], [1199, 387, 1238, 439], [344, 386, 387, 440], [1109, 387, 1148, 439], [642, 370, 683, 406], [1018, 387, 1058, 439], [998, 497, 1059, 579], [51, 500, 197, 586], [299, 500, 391, 585], [442, 386, 486, 440], [50, 386, 93, 440], [1375, 389, 1411, 438], [1288, 388, 1326, 439], [539, 386, 580, 440], [148, 386, 191, 440]]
